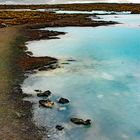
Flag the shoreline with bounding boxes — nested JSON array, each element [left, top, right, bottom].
[[0, 26, 43, 140], [0, 25, 66, 139]]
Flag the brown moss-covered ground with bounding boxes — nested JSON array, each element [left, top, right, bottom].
[[0, 11, 116, 27], [0, 3, 140, 13], [0, 3, 139, 28]]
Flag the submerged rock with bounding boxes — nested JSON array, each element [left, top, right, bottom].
[[58, 106, 67, 111], [38, 63, 59, 71], [39, 99, 54, 108], [67, 59, 76, 62], [61, 62, 70, 65], [37, 90, 51, 97], [55, 125, 64, 131], [58, 98, 70, 104], [70, 118, 91, 125]]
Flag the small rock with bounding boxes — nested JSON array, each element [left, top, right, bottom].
[[34, 89, 42, 93], [61, 62, 70, 65], [47, 135, 51, 138], [22, 93, 32, 98], [70, 118, 91, 125], [39, 99, 54, 108], [26, 51, 33, 56], [0, 23, 7, 28], [37, 90, 51, 97], [38, 67, 48, 71], [55, 125, 64, 131], [67, 59, 76, 62], [58, 98, 70, 104]]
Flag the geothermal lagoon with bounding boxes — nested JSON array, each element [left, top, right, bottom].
[[22, 14, 140, 140]]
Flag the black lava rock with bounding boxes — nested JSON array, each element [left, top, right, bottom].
[[55, 125, 64, 131], [37, 90, 51, 97], [70, 118, 91, 125], [58, 98, 70, 104]]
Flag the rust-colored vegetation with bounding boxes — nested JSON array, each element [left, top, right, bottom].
[[0, 3, 139, 27], [15, 27, 66, 71], [0, 3, 139, 13], [0, 11, 116, 27]]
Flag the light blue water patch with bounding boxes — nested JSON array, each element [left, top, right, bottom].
[[55, 10, 131, 15], [94, 14, 140, 27], [27, 26, 140, 61], [23, 16, 140, 140]]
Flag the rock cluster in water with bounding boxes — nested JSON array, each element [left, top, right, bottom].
[[35, 89, 91, 130], [37, 90, 51, 97]]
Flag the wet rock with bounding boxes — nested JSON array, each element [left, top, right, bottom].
[[70, 118, 91, 125], [26, 51, 33, 56], [37, 90, 51, 97], [34, 89, 42, 93], [0, 23, 8, 28], [22, 93, 32, 98], [38, 63, 59, 71], [38, 66, 48, 71], [61, 62, 70, 65], [67, 59, 76, 62], [49, 63, 58, 69], [39, 99, 54, 108], [58, 98, 70, 104], [55, 125, 64, 131]]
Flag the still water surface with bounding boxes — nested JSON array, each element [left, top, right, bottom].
[[22, 14, 140, 140]]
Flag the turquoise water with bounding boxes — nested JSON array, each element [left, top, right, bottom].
[[23, 15, 140, 140]]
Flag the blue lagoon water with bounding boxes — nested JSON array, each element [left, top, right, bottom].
[[22, 15, 140, 140]]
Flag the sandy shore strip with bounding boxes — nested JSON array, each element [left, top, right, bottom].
[[0, 26, 44, 140]]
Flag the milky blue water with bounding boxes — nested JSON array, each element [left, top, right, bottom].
[[22, 15, 140, 140], [95, 14, 140, 27], [55, 10, 131, 15]]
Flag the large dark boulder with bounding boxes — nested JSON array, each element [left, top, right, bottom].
[[58, 98, 70, 104], [37, 90, 51, 97], [70, 118, 91, 125], [39, 99, 54, 108]]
